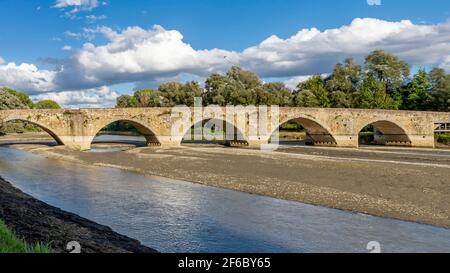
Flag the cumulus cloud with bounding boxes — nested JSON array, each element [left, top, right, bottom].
[[32, 86, 119, 108], [0, 61, 56, 93], [440, 56, 450, 71], [0, 56, 5, 65], [1, 18, 450, 107], [240, 18, 450, 77]]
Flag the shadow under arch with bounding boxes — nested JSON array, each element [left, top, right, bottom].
[[181, 118, 248, 146], [91, 119, 161, 149], [1, 118, 64, 146], [269, 116, 337, 146], [358, 120, 411, 146]]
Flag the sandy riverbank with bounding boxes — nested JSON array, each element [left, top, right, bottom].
[[6, 136, 450, 229]]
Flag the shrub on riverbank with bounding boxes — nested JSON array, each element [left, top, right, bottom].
[[0, 219, 50, 253], [436, 133, 450, 145]]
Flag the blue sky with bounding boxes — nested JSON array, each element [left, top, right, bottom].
[[0, 0, 449, 107]]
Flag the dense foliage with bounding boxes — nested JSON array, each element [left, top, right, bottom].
[[116, 51, 449, 111]]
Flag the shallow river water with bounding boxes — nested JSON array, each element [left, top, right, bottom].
[[0, 146, 449, 253]]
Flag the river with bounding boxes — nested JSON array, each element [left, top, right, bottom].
[[0, 146, 449, 253]]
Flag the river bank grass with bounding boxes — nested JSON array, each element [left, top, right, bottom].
[[0, 219, 50, 253]]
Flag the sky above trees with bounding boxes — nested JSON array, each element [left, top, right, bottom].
[[0, 0, 449, 108]]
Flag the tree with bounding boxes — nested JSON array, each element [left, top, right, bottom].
[[428, 68, 450, 111], [294, 75, 330, 107], [158, 81, 203, 106], [354, 75, 399, 109], [256, 82, 293, 106], [116, 95, 137, 108], [0, 89, 28, 110], [34, 100, 61, 109], [326, 58, 361, 108], [0, 87, 34, 108], [204, 67, 260, 106], [294, 90, 320, 107], [401, 69, 432, 110], [204, 73, 229, 106], [134, 89, 154, 107], [364, 50, 410, 93]]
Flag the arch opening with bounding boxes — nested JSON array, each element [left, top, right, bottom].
[[434, 123, 450, 149], [269, 117, 337, 147], [181, 119, 248, 147], [358, 120, 411, 147], [0, 119, 64, 146], [90, 120, 160, 152]]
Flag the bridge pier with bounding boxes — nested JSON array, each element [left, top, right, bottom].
[[59, 136, 94, 151], [333, 135, 359, 148], [408, 134, 436, 148]]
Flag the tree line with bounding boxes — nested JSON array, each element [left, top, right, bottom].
[[117, 50, 449, 112]]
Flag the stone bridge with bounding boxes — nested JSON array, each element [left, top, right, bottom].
[[0, 107, 448, 150]]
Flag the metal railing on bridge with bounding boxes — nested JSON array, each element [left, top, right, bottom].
[[435, 123, 450, 134]]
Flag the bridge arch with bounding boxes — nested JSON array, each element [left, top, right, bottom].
[[2, 118, 64, 145], [90, 118, 161, 149], [357, 119, 411, 146], [182, 118, 248, 146], [270, 115, 337, 146]]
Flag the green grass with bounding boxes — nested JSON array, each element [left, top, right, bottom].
[[0, 220, 50, 253], [436, 133, 450, 144]]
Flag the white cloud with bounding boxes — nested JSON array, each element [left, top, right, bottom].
[[62, 45, 73, 51], [54, 0, 104, 14], [240, 18, 450, 77], [367, 0, 382, 6], [85, 14, 107, 23], [440, 56, 450, 72], [0, 56, 5, 65], [2, 18, 450, 107], [0, 62, 56, 93], [32, 86, 118, 108]]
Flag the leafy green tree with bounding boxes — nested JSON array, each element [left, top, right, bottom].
[[364, 50, 410, 93], [401, 69, 432, 110], [428, 68, 450, 111], [294, 75, 330, 107], [158, 81, 203, 106], [331, 91, 353, 108], [116, 95, 137, 108], [34, 100, 61, 109], [226, 66, 262, 90], [134, 89, 155, 107], [294, 90, 320, 107], [0, 89, 28, 110], [354, 75, 399, 109], [204, 73, 229, 106], [326, 58, 361, 108], [256, 82, 293, 106], [204, 67, 260, 106], [0, 87, 34, 108]]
